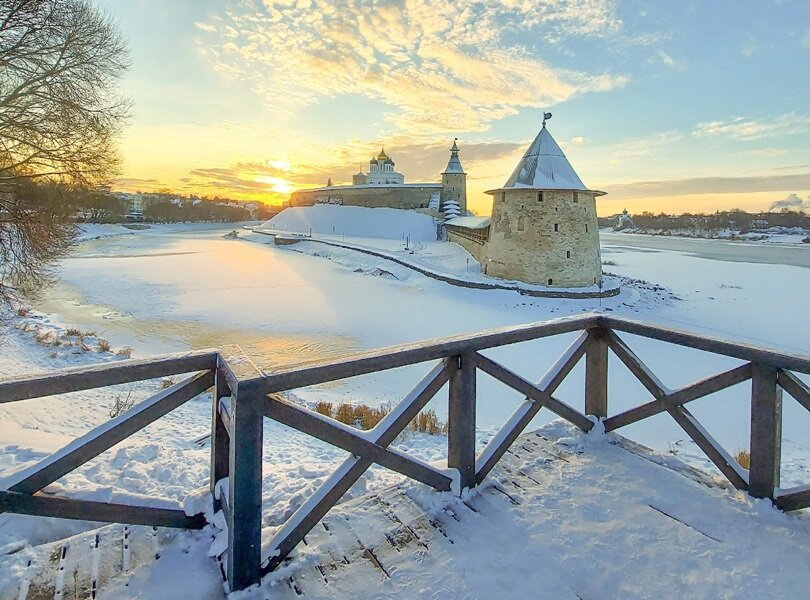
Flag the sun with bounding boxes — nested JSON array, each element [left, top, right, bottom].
[[253, 175, 293, 194]]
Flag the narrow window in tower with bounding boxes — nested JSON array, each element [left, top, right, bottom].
[[566, 250, 571, 258], [573, 192, 579, 203], [501, 192, 506, 202], [517, 216, 525, 231], [585, 224, 589, 233], [548, 278, 553, 285], [537, 191, 544, 202], [554, 223, 559, 232]]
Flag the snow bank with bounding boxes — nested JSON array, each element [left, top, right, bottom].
[[260, 205, 437, 241]]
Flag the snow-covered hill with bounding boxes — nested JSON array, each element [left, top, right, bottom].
[[260, 205, 437, 241]]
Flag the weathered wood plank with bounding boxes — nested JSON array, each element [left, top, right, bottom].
[[606, 330, 668, 401], [0, 490, 206, 529], [604, 363, 752, 432], [227, 372, 265, 591], [668, 405, 748, 490], [749, 364, 782, 499], [585, 327, 608, 418], [5, 370, 214, 496], [447, 353, 477, 491], [774, 485, 810, 512], [473, 353, 592, 431], [218, 344, 266, 395], [600, 315, 810, 375], [263, 394, 452, 491], [262, 363, 449, 574], [0, 349, 217, 403], [257, 313, 598, 394], [777, 369, 810, 413], [210, 369, 230, 512]]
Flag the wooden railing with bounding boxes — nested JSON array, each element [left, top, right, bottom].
[[2, 314, 810, 593]]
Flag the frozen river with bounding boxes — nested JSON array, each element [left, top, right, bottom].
[[27, 225, 810, 464]]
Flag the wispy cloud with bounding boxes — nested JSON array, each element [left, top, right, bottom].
[[601, 172, 810, 199], [656, 50, 686, 70], [692, 113, 810, 141], [196, 0, 629, 135]]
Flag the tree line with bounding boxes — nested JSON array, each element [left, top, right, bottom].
[[599, 209, 810, 232]]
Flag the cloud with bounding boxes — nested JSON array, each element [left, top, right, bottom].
[[196, 0, 629, 135], [769, 193, 810, 211], [656, 50, 686, 70], [113, 177, 166, 190], [692, 113, 810, 141], [601, 172, 810, 199]]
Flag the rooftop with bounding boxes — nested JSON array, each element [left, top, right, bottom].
[[487, 124, 605, 196]]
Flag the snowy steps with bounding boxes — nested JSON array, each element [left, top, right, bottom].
[[0, 523, 176, 599], [0, 431, 734, 599], [266, 431, 586, 599]]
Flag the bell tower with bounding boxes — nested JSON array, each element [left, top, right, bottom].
[[441, 138, 467, 214]]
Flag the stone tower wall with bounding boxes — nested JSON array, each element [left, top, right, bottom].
[[484, 189, 602, 287], [441, 172, 467, 213]]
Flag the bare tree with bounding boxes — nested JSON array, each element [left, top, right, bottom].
[[0, 0, 129, 307]]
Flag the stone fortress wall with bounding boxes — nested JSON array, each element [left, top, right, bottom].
[[289, 184, 442, 210], [484, 189, 601, 287]]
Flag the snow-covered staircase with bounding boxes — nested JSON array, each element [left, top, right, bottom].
[[0, 523, 183, 599]]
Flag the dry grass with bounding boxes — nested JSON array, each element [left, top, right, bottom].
[[97, 338, 111, 353], [109, 390, 136, 419], [84, 330, 96, 337], [116, 346, 133, 358], [313, 401, 447, 435], [16, 306, 29, 317], [734, 449, 750, 470], [159, 378, 176, 389], [601, 259, 617, 266], [65, 327, 82, 337]]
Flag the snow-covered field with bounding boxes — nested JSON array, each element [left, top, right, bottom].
[[1, 216, 809, 597], [606, 225, 810, 246]]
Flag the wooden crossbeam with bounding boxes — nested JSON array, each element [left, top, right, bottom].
[[604, 363, 752, 432], [668, 405, 748, 490], [0, 349, 217, 403], [0, 490, 206, 529], [605, 330, 668, 400], [261, 362, 449, 574], [473, 353, 592, 431], [774, 485, 810, 512], [473, 332, 590, 484], [4, 370, 214, 497], [777, 369, 810, 412]]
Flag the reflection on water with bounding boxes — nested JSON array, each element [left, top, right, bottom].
[[35, 279, 357, 370]]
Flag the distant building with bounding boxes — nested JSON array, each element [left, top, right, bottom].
[[289, 143, 467, 214]]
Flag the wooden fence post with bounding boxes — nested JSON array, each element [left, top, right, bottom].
[[210, 366, 230, 512], [585, 327, 608, 419], [227, 381, 264, 591], [749, 363, 782, 499], [447, 352, 476, 492]]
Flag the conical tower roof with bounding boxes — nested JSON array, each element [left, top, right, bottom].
[[486, 124, 604, 195], [442, 138, 465, 174]]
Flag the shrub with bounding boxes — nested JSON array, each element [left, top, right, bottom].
[[116, 346, 133, 358], [65, 327, 82, 337], [97, 338, 111, 352], [734, 449, 750, 470], [410, 409, 447, 435], [314, 401, 448, 435], [16, 307, 29, 317], [109, 390, 135, 419]]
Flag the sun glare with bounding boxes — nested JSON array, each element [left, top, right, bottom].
[[254, 175, 293, 194]]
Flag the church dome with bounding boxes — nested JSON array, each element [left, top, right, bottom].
[[369, 157, 378, 164], [377, 148, 388, 161]]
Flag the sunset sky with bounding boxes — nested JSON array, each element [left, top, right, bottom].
[[98, 0, 809, 216]]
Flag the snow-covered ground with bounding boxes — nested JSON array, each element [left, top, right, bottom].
[[1, 219, 809, 597]]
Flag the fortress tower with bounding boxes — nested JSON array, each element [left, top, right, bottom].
[[483, 118, 603, 287], [441, 139, 467, 214]]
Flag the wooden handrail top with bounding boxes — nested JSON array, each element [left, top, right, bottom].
[[0, 349, 219, 403], [254, 313, 600, 393], [600, 316, 810, 374]]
